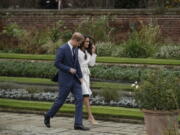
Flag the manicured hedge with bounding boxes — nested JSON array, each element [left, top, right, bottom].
[[0, 61, 179, 82]]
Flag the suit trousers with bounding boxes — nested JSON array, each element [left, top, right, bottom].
[[47, 78, 83, 126]]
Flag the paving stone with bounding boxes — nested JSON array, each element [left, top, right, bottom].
[[0, 112, 148, 135]]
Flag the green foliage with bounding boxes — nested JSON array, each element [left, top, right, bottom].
[[60, 30, 73, 42], [49, 21, 63, 42], [0, 76, 131, 91], [135, 69, 180, 110], [0, 61, 57, 78], [0, 60, 179, 82], [155, 45, 180, 59], [0, 52, 179, 65], [124, 33, 147, 58], [49, 20, 72, 43], [96, 42, 125, 57], [76, 16, 114, 42], [0, 98, 144, 119], [2, 23, 25, 38], [111, 45, 125, 57], [0, 22, 68, 54], [96, 42, 113, 56], [124, 24, 160, 58], [100, 89, 119, 102], [19, 28, 50, 54]]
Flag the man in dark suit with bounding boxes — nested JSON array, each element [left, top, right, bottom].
[[44, 32, 89, 130]]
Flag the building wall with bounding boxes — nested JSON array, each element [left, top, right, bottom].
[[0, 9, 180, 43]]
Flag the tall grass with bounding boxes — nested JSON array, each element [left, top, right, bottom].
[[124, 24, 161, 58]]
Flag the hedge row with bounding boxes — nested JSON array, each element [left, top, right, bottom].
[[0, 61, 179, 82]]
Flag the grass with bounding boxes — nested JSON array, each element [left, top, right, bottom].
[[0, 76, 132, 91], [0, 53, 180, 65], [97, 57, 180, 65], [1, 98, 180, 121], [0, 53, 54, 60], [0, 98, 143, 119]]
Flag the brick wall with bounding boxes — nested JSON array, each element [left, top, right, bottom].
[[0, 9, 180, 43]]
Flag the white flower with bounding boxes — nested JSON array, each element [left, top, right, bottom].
[[131, 84, 135, 87], [135, 81, 138, 84], [135, 85, 139, 89]]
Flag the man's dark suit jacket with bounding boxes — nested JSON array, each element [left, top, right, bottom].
[[55, 43, 82, 86]]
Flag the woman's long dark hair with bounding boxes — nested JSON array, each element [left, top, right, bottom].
[[79, 35, 95, 59]]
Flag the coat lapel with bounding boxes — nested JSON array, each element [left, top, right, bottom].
[[66, 44, 74, 63]]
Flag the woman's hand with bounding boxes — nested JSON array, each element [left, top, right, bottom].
[[92, 44, 96, 53]]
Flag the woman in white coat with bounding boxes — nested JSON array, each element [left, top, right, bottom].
[[78, 35, 97, 125]]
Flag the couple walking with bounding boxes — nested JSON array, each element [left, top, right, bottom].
[[44, 32, 97, 131]]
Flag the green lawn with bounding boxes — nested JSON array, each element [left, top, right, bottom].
[[0, 76, 132, 91], [0, 98, 143, 119], [1, 98, 180, 121], [0, 53, 179, 65], [0, 53, 54, 60]]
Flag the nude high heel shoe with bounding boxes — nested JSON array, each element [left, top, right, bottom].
[[88, 117, 98, 125]]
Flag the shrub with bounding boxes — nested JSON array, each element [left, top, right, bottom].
[[96, 42, 114, 56], [134, 69, 180, 110], [0, 23, 25, 50], [100, 89, 119, 102], [49, 20, 73, 43], [76, 16, 114, 42], [19, 28, 50, 54], [111, 45, 125, 57], [124, 33, 147, 58], [124, 24, 161, 58], [96, 42, 125, 57], [154, 45, 180, 59], [0, 22, 69, 54], [1, 23, 25, 38], [0, 61, 179, 82]]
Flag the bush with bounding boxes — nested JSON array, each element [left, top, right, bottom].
[[124, 24, 161, 58], [1, 23, 25, 38], [76, 16, 114, 42], [0, 61, 57, 78], [100, 89, 119, 102], [154, 45, 180, 59], [96, 42, 114, 56], [134, 69, 180, 110], [111, 45, 125, 57], [0, 22, 70, 54], [124, 33, 147, 58], [96, 42, 125, 57], [19, 28, 50, 54], [0, 23, 25, 50], [0, 61, 179, 82]]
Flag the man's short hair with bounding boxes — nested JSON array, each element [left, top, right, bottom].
[[71, 32, 84, 42]]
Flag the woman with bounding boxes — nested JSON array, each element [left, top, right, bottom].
[[78, 35, 98, 125]]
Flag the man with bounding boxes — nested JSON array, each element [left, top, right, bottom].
[[44, 32, 89, 131]]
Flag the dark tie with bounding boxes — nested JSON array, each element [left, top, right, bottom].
[[72, 47, 76, 60]]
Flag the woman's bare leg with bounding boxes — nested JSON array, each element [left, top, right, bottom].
[[83, 96, 98, 124]]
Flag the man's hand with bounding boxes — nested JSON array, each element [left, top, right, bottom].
[[69, 68, 76, 74], [79, 78, 83, 84]]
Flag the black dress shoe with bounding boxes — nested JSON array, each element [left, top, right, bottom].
[[44, 113, 50, 128], [74, 125, 90, 131]]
